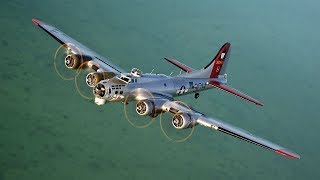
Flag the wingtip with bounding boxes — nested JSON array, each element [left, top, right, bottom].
[[256, 102, 264, 106], [275, 149, 300, 159], [32, 19, 39, 26]]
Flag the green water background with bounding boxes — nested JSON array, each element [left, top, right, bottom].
[[0, 0, 319, 179]]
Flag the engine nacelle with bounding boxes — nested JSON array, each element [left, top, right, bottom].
[[65, 54, 92, 69], [172, 113, 194, 129], [93, 82, 107, 99], [86, 72, 104, 87], [65, 54, 82, 69], [136, 100, 154, 116], [86, 72, 116, 87]]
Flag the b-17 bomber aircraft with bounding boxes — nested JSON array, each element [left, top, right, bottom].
[[32, 19, 300, 159]]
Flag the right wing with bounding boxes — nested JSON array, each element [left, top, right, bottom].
[[32, 19, 126, 74], [161, 100, 300, 159]]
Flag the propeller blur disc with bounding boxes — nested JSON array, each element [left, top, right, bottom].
[[160, 101, 195, 142], [123, 89, 157, 128], [53, 43, 83, 80], [74, 61, 99, 100]]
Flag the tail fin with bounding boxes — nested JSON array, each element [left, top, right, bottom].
[[179, 42, 231, 79], [171, 42, 262, 106], [204, 42, 231, 78]]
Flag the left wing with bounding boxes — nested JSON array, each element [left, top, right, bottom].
[[161, 100, 300, 159], [32, 19, 125, 74]]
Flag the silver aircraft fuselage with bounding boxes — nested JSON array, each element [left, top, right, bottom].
[[93, 73, 223, 103]]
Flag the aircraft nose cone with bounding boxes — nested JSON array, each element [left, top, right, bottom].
[[93, 83, 106, 98]]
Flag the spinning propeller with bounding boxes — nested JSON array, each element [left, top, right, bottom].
[[123, 89, 157, 128], [74, 61, 101, 100], [160, 101, 195, 142], [54, 44, 195, 142], [53, 43, 83, 80], [53, 42, 97, 100], [124, 89, 196, 142]]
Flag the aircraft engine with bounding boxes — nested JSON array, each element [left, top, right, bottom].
[[86, 72, 116, 87], [64, 54, 82, 69], [64, 54, 92, 69], [93, 83, 107, 99], [172, 113, 194, 129], [136, 100, 154, 116]]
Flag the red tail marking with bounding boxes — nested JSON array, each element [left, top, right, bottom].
[[210, 43, 231, 78]]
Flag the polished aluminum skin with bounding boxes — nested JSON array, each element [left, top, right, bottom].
[[32, 19, 300, 159]]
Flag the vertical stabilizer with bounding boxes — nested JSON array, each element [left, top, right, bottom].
[[179, 43, 231, 79], [204, 42, 231, 78]]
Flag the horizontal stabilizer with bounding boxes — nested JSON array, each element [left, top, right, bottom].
[[164, 57, 194, 73], [209, 81, 263, 106]]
